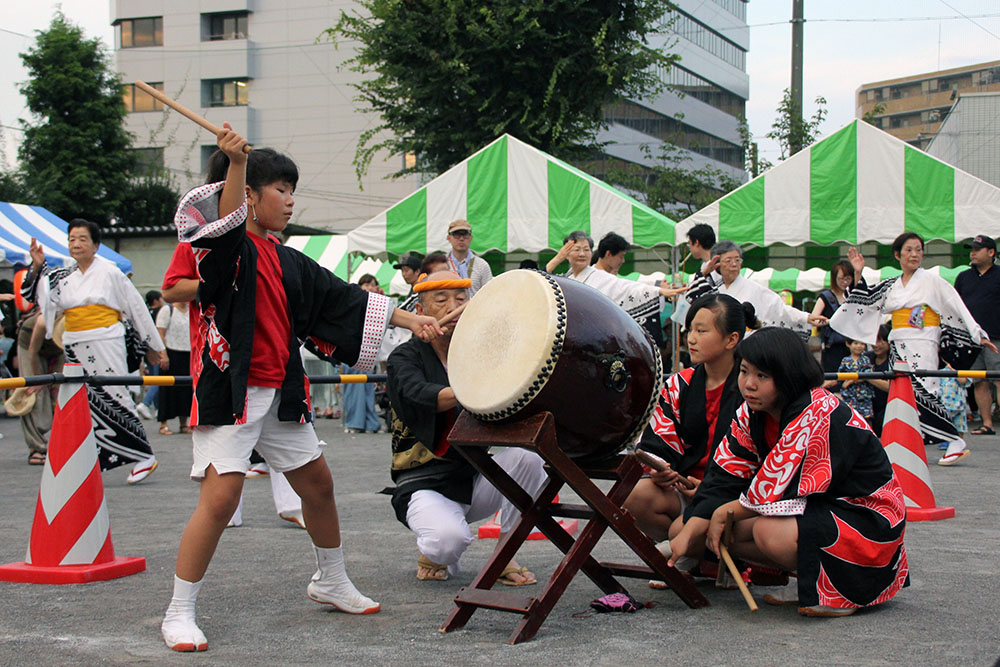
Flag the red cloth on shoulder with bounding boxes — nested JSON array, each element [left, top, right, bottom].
[[248, 233, 291, 387]]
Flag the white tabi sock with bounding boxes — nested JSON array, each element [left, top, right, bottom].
[[307, 546, 380, 614], [161, 575, 208, 651], [944, 439, 968, 458]]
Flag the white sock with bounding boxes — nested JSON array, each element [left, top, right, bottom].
[[314, 546, 349, 585], [944, 439, 967, 457], [133, 455, 156, 472], [162, 576, 208, 649], [228, 495, 244, 527]]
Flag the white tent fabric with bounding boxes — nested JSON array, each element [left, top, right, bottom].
[[0, 202, 133, 273], [677, 120, 1000, 247]]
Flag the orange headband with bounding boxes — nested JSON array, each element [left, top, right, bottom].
[[413, 278, 471, 293]]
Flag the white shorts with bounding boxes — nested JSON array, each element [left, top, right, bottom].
[[190, 386, 323, 480]]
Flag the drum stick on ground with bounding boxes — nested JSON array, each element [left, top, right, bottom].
[[633, 449, 696, 489], [436, 302, 467, 328], [135, 80, 252, 153], [720, 509, 758, 612]]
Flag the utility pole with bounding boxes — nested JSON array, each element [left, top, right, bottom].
[[789, 0, 805, 155]]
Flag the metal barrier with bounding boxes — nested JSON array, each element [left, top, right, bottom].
[[0, 374, 388, 390], [824, 370, 1000, 381]]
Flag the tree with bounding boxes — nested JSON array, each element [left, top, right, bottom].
[[17, 12, 135, 223], [0, 171, 29, 204], [765, 88, 827, 160], [862, 102, 886, 127], [604, 141, 743, 220], [328, 0, 677, 180], [117, 170, 182, 227]]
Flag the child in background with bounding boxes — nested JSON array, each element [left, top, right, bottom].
[[864, 324, 892, 436], [839, 338, 874, 423], [937, 362, 968, 449]]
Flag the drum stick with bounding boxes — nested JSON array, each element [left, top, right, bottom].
[[633, 449, 696, 489], [437, 302, 467, 327], [135, 80, 252, 153], [720, 509, 758, 612]]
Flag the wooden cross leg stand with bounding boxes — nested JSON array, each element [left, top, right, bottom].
[[440, 411, 709, 644]]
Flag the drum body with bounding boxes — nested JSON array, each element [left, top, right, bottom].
[[448, 270, 661, 461]]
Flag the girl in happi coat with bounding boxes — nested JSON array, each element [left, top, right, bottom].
[[668, 327, 909, 617]]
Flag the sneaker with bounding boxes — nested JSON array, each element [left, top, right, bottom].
[[307, 575, 380, 614], [136, 402, 153, 420], [798, 604, 857, 617], [279, 510, 307, 529], [246, 462, 270, 478], [126, 457, 158, 484]]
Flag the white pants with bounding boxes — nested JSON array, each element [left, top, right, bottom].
[[405, 448, 548, 570], [270, 470, 301, 515]]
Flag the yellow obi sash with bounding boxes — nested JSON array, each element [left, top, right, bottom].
[[891, 306, 941, 330], [64, 304, 121, 332]]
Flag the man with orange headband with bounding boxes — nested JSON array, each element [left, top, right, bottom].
[[386, 271, 547, 584]]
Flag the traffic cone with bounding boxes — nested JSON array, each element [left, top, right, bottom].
[[477, 495, 578, 541], [0, 364, 146, 583], [880, 372, 955, 521]]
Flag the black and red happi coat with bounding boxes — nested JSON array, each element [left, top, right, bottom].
[[688, 387, 909, 609]]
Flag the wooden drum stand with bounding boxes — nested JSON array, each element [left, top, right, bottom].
[[439, 411, 709, 644]]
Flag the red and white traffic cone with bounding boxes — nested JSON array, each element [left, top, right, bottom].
[[880, 373, 955, 522], [477, 495, 578, 541], [0, 364, 146, 583]]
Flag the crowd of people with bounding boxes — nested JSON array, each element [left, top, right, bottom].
[[4, 125, 998, 650]]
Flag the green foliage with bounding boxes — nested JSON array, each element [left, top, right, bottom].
[[604, 141, 743, 220], [327, 0, 677, 180], [117, 170, 182, 227], [17, 12, 135, 223], [862, 102, 886, 126], [0, 171, 29, 203], [765, 88, 827, 159]]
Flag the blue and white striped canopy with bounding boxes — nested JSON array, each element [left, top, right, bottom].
[[0, 202, 133, 274]]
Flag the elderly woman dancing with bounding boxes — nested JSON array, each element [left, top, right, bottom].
[[830, 233, 997, 465], [22, 221, 167, 483]]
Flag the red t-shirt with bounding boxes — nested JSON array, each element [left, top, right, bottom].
[[247, 233, 291, 387], [764, 413, 781, 448], [691, 382, 726, 479]]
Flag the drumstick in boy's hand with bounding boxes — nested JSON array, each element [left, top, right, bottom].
[[633, 449, 696, 489]]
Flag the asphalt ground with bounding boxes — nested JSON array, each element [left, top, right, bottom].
[[0, 411, 997, 666]]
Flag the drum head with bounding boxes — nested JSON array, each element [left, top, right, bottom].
[[449, 270, 561, 416]]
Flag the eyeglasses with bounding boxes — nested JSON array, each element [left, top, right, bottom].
[[719, 257, 743, 266], [449, 230, 471, 238]]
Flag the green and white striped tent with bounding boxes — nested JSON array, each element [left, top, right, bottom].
[[678, 119, 1000, 246], [347, 134, 677, 256], [285, 235, 410, 296], [623, 265, 965, 293]]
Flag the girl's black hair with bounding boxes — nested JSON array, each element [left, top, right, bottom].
[[204, 148, 299, 191], [892, 232, 924, 256], [685, 293, 758, 341], [740, 327, 824, 408], [67, 218, 101, 246], [877, 323, 891, 342]]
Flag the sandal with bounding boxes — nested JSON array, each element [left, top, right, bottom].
[[498, 564, 537, 586], [416, 554, 448, 581], [28, 452, 46, 466], [159, 425, 174, 435], [180, 426, 193, 434], [970, 425, 996, 435]]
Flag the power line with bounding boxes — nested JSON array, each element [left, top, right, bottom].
[[742, 13, 1000, 29], [936, 1, 1000, 41]]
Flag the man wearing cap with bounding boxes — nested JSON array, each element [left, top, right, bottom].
[[955, 234, 1000, 435], [386, 271, 546, 584], [445, 220, 492, 297], [392, 255, 423, 314]]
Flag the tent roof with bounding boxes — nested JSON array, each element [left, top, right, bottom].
[[0, 202, 133, 273], [623, 265, 964, 292], [677, 119, 1000, 247], [347, 134, 677, 257]]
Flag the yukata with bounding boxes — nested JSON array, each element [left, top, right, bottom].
[[830, 268, 986, 446], [688, 388, 909, 611], [23, 257, 164, 470], [685, 271, 811, 335], [838, 354, 874, 419], [564, 265, 664, 344]]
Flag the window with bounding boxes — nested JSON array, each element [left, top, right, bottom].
[[653, 64, 745, 118], [206, 79, 249, 107], [668, 11, 746, 71], [118, 17, 163, 48], [603, 100, 745, 168], [122, 82, 164, 112], [204, 12, 248, 41], [709, 0, 747, 20]]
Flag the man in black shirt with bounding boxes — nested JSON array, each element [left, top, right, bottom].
[[954, 235, 1000, 435]]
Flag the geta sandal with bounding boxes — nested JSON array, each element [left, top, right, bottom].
[[159, 425, 174, 435], [28, 452, 46, 466], [416, 554, 448, 581], [498, 565, 537, 586]]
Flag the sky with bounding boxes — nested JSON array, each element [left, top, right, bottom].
[[2, 1, 1000, 170]]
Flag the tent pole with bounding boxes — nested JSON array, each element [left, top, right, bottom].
[[671, 245, 679, 374]]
